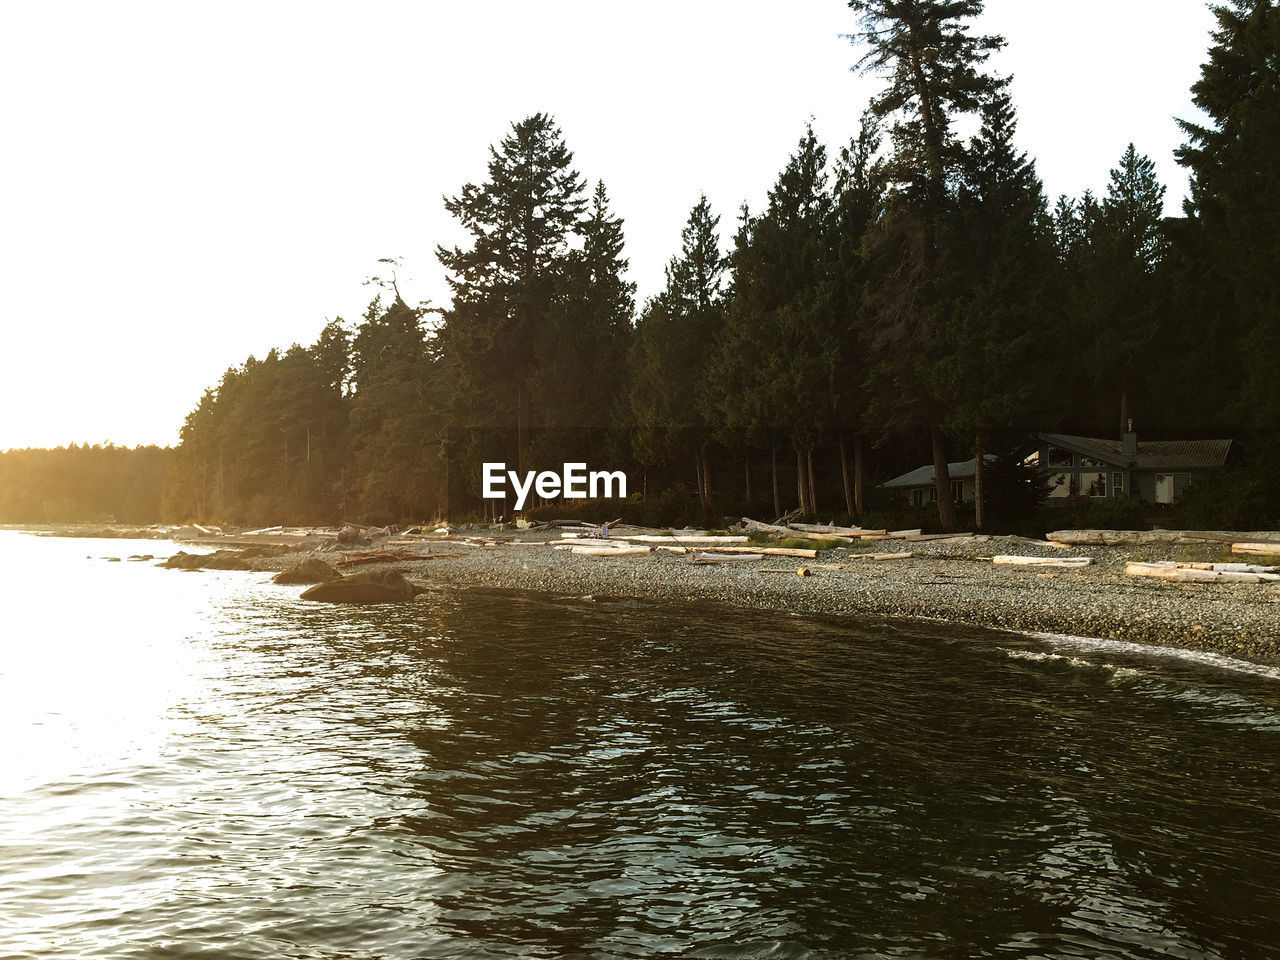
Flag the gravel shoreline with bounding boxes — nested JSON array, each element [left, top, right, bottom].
[[240, 531, 1280, 666]]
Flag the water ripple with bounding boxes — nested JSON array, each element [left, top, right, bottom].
[[1, 534, 1278, 958]]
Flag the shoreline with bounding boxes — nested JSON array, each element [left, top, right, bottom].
[[253, 528, 1280, 667], [10, 523, 1280, 666]]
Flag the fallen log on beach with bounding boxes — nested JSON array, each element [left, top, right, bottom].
[[336, 549, 464, 568], [657, 545, 818, 559], [738, 518, 864, 542], [1125, 561, 1280, 584], [1049, 529, 1280, 548], [788, 522, 886, 537], [992, 555, 1092, 569], [1234, 542, 1280, 556]]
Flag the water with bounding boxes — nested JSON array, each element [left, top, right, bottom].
[[2, 531, 1279, 959]]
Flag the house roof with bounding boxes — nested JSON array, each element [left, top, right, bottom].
[[1039, 433, 1232, 470], [882, 457, 986, 488]]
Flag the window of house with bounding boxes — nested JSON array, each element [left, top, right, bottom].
[[1080, 456, 1106, 468], [951, 480, 963, 503], [1047, 473, 1071, 498], [1112, 472, 1124, 498], [1082, 472, 1107, 497], [912, 489, 925, 508], [1023, 451, 1041, 468], [1047, 446, 1073, 467]]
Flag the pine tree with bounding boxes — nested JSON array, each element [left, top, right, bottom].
[[941, 90, 1056, 527], [532, 181, 635, 468], [710, 126, 838, 517], [846, 0, 1006, 529], [628, 195, 726, 508], [437, 113, 587, 475], [1177, 0, 1280, 436], [1062, 144, 1168, 433], [830, 113, 885, 517], [348, 295, 447, 521]]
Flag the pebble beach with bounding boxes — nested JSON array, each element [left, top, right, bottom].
[[240, 527, 1280, 666]]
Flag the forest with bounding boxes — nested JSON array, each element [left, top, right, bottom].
[[3, 1, 1277, 532]]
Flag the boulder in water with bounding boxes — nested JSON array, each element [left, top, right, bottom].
[[299, 570, 425, 604], [273, 556, 342, 585]]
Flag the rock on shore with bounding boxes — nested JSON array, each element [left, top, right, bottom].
[[273, 557, 341, 585], [299, 570, 425, 603]]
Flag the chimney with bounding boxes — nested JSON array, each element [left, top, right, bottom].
[[1123, 419, 1138, 459]]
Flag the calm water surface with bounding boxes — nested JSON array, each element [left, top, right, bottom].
[[1, 531, 1278, 959]]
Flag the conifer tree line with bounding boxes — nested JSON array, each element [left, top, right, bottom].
[[6, 1, 1274, 529]]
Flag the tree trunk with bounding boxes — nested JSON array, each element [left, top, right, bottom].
[[695, 452, 704, 509], [807, 448, 818, 517], [795, 447, 805, 516], [744, 454, 753, 505], [1120, 386, 1130, 437], [853, 434, 865, 519], [771, 444, 781, 519], [796, 447, 813, 517], [701, 444, 712, 509], [973, 438, 985, 532], [930, 423, 957, 531], [516, 382, 531, 475], [839, 434, 853, 520]]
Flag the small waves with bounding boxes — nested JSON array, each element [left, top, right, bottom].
[[1, 533, 1279, 958], [1028, 630, 1280, 681]]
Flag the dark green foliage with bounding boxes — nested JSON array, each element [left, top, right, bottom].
[[710, 125, 841, 516], [1052, 144, 1169, 432], [532, 180, 635, 466], [69, 7, 1274, 535], [165, 315, 355, 524], [1173, 440, 1280, 530], [941, 91, 1056, 443], [1177, 1, 1280, 436], [848, 0, 1008, 530], [845, 0, 1005, 217], [437, 113, 589, 474], [348, 295, 447, 522], [627, 195, 726, 492], [0, 444, 171, 523]]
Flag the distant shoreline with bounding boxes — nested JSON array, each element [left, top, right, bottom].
[[18, 522, 1275, 668]]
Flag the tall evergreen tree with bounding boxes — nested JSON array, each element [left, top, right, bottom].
[[1059, 144, 1168, 433], [532, 180, 635, 467], [348, 295, 447, 521], [941, 90, 1056, 527], [846, 0, 1006, 529], [711, 126, 838, 517], [628, 195, 727, 508], [437, 113, 587, 474], [830, 113, 885, 517], [1177, 0, 1280, 436]]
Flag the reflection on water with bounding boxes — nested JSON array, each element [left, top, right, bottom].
[[1, 531, 1278, 959]]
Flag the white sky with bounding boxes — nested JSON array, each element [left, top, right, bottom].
[[0, 0, 1216, 450]]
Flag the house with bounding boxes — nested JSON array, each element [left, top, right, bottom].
[[881, 456, 994, 508], [1029, 431, 1232, 505], [881, 430, 1233, 508]]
